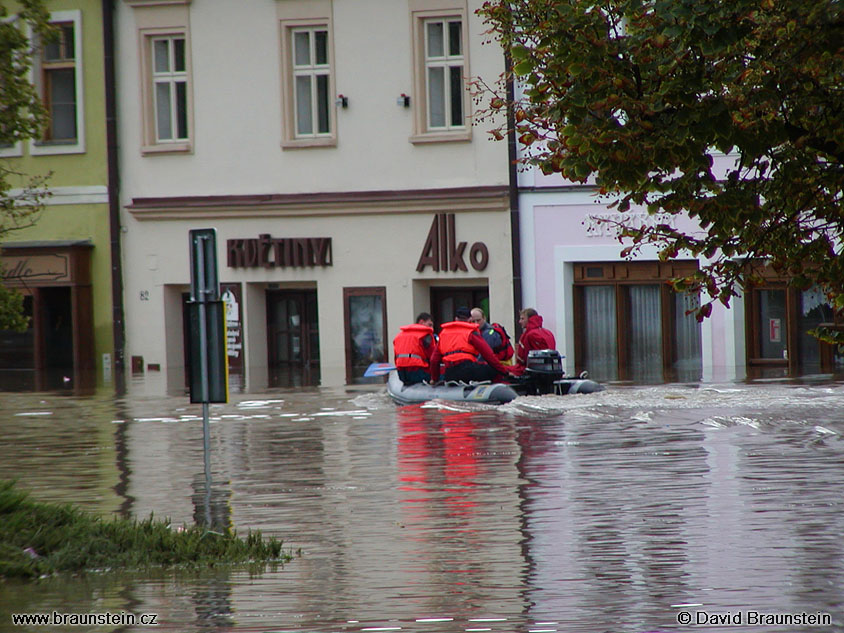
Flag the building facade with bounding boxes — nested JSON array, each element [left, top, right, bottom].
[[517, 155, 844, 384], [115, 0, 515, 391], [0, 0, 121, 391]]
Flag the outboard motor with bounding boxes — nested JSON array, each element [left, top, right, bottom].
[[524, 349, 565, 395]]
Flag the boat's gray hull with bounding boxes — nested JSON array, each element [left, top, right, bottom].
[[387, 371, 519, 405]]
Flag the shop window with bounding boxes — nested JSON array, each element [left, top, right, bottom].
[[344, 287, 387, 384], [0, 295, 35, 390], [574, 261, 702, 383], [746, 284, 842, 377]]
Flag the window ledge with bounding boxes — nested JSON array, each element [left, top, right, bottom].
[[281, 137, 337, 150], [409, 130, 471, 145], [29, 141, 86, 156], [125, 0, 191, 6], [141, 142, 192, 156]]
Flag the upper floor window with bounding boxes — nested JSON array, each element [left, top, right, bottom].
[[41, 22, 77, 142], [424, 18, 464, 130], [410, 1, 471, 144], [125, 0, 192, 154], [152, 36, 188, 143], [278, 0, 336, 150], [292, 27, 331, 138], [30, 10, 84, 155]]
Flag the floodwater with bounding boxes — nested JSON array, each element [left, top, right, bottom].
[[2, 378, 844, 633]]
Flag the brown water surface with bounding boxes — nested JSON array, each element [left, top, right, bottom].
[[2, 380, 843, 632]]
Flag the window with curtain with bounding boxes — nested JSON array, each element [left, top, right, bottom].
[[628, 285, 663, 383], [582, 285, 618, 381], [575, 261, 703, 383]]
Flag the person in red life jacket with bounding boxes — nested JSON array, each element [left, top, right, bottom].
[[469, 307, 514, 363], [392, 314, 436, 385], [512, 308, 557, 375], [429, 307, 515, 383]]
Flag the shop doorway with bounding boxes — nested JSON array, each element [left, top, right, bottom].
[[0, 242, 95, 391], [266, 289, 320, 387], [430, 286, 490, 329], [41, 287, 74, 374]]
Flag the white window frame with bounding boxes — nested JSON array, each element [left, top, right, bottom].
[[423, 18, 465, 131], [29, 10, 85, 156], [409, 0, 471, 144], [279, 7, 336, 149], [291, 27, 332, 139], [0, 141, 23, 158]]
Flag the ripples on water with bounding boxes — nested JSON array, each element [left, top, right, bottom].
[[1, 381, 843, 632]]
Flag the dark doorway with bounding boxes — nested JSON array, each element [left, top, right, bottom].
[[430, 286, 490, 328], [42, 287, 74, 373], [267, 289, 320, 387]]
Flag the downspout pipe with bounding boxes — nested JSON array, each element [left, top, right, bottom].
[[103, 0, 126, 393], [505, 51, 523, 325]]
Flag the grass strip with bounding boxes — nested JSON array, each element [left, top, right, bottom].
[[0, 480, 290, 579]]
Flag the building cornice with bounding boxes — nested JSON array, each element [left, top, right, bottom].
[[127, 186, 511, 220]]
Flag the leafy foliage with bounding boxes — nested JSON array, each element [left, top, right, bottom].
[[476, 0, 844, 342], [0, 0, 53, 330]]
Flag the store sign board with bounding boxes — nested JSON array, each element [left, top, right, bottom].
[[1, 254, 70, 283], [227, 235, 332, 268], [416, 213, 489, 272]]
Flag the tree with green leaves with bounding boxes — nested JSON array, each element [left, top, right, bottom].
[[476, 0, 843, 342], [0, 0, 52, 331]]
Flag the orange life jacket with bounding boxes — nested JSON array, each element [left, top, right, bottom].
[[438, 321, 479, 365], [393, 324, 433, 369]]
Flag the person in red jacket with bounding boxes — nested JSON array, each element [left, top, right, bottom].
[[513, 308, 557, 374], [429, 307, 514, 383], [393, 316, 436, 385]]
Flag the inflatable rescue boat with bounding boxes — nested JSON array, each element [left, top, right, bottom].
[[386, 350, 604, 406]]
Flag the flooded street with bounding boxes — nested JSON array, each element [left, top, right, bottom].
[[2, 379, 844, 633]]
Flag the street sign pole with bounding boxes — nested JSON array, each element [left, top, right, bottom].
[[195, 237, 212, 496], [188, 228, 227, 526]]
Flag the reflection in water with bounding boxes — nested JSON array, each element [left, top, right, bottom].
[[1, 382, 843, 632]]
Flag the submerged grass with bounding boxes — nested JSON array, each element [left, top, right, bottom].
[[0, 480, 290, 579]]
